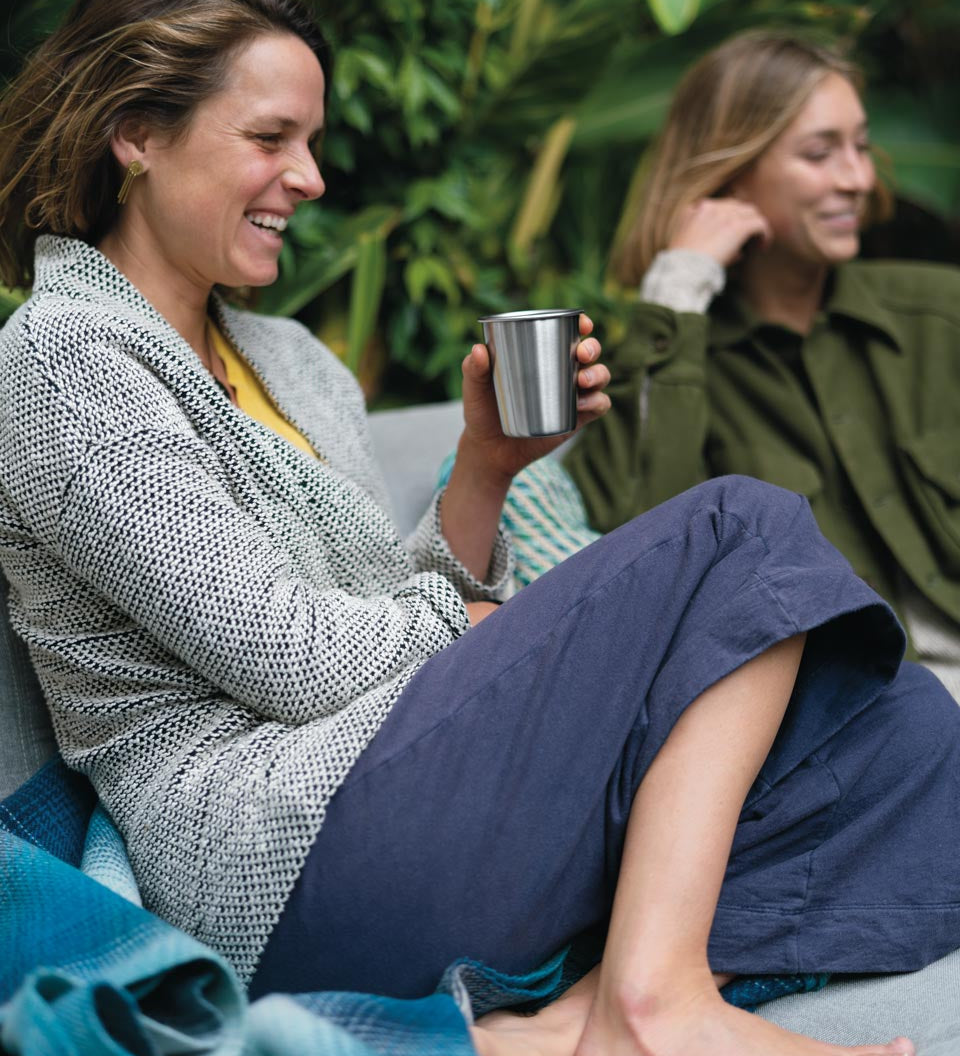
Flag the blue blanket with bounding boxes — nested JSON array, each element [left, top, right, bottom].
[[0, 759, 826, 1055]]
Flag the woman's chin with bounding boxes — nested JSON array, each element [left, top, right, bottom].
[[231, 264, 280, 289], [820, 231, 861, 264]]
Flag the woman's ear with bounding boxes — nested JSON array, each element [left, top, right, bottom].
[[109, 118, 150, 171]]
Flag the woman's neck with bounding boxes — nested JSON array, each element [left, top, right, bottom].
[[97, 227, 211, 359], [738, 250, 829, 336]]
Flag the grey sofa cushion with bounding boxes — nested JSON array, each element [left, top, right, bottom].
[[368, 400, 465, 536], [761, 947, 960, 1052], [0, 577, 55, 799]]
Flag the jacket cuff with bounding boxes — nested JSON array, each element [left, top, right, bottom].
[[407, 490, 516, 603], [640, 249, 725, 314]]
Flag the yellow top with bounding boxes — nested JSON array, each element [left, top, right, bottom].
[[207, 321, 317, 459]]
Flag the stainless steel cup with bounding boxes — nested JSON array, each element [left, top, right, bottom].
[[478, 308, 582, 437]]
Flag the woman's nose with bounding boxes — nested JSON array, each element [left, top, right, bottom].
[[284, 148, 325, 201], [836, 146, 875, 193]]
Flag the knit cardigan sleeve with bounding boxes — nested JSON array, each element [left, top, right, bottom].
[[4, 296, 473, 726], [54, 429, 465, 723]]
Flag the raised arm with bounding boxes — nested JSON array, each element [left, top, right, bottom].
[[439, 315, 608, 620]]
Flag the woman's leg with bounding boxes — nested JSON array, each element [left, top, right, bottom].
[[474, 634, 913, 1056], [253, 478, 940, 1006]]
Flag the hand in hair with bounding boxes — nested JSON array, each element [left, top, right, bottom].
[[669, 198, 772, 268]]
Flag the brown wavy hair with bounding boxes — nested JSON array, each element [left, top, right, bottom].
[[0, 0, 331, 288], [617, 29, 892, 285]]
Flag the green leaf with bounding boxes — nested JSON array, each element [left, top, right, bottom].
[[346, 232, 388, 375], [398, 52, 429, 117], [645, 0, 701, 36], [0, 285, 26, 323], [510, 116, 576, 259], [420, 65, 462, 121], [404, 256, 461, 305], [258, 206, 399, 317], [404, 171, 485, 226], [869, 88, 960, 216], [339, 94, 373, 135]]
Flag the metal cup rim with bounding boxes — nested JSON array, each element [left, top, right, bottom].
[[477, 308, 583, 324]]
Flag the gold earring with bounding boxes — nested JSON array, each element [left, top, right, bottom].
[[117, 160, 144, 204]]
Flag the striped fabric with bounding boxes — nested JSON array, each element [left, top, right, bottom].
[[440, 454, 600, 587]]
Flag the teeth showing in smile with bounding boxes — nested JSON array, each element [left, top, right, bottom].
[[245, 213, 288, 231]]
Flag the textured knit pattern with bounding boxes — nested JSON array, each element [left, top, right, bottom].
[[0, 236, 513, 985], [639, 248, 726, 314]]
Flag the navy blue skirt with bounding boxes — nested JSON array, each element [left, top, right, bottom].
[[252, 477, 960, 999]]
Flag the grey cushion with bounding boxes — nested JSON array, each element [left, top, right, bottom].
[[368, 400, 466, 536], [367, 400, 578, 538], [0, 576, 55, 799], [761, 947, 960, 1052]]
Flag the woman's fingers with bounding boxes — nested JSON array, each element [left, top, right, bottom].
[[575, 335, 609, 421], [576, 336, 602, 364], [464, 343, 491, 377], [577, 388, 612, 421], [669, 197, 772, 266], [577, 361, 610, 391]]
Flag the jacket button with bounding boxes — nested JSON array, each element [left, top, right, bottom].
[[653, 336, 669, 352]]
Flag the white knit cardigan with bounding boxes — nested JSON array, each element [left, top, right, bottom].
[[0, 236, 513, 984]]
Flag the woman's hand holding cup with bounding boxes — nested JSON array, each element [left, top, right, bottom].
[[458, 312, 609, 486]]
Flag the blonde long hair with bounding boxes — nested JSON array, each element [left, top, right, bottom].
[[618, 30, 891, 285], [0, 0, 330, 288]]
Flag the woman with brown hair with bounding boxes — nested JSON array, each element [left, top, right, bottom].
[[0, 6, 955, 1056], [567, 30, 960, 706]]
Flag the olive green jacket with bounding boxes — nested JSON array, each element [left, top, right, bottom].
[[567, 260, 960, 642]]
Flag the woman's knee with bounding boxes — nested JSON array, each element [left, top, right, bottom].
[[652, 475, 809, 549], [696, 474, 802, 519]]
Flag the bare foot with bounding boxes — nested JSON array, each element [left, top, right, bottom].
[[471, 969, 740, 1056], [572, 981, 914, 1056], [471, 972, 599, 1056]]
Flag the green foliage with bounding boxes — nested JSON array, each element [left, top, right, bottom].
[[2, 0, 959, 404], [648, 0, 702, 36]]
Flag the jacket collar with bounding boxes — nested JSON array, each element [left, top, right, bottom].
[[33, 234, 201, 359], [31, 236, 333, 472], [31, 234, 265, 384], [709, 261, 907, 353]]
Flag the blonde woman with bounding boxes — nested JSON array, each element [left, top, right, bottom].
[[567, 30, 960, 705]]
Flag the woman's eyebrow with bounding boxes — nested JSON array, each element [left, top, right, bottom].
[[798, 120, 870, 142], [253, 114, 326, 136]]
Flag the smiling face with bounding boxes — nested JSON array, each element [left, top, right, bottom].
[[107, 32, 325, 300], [730, 72, 875, 271]]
